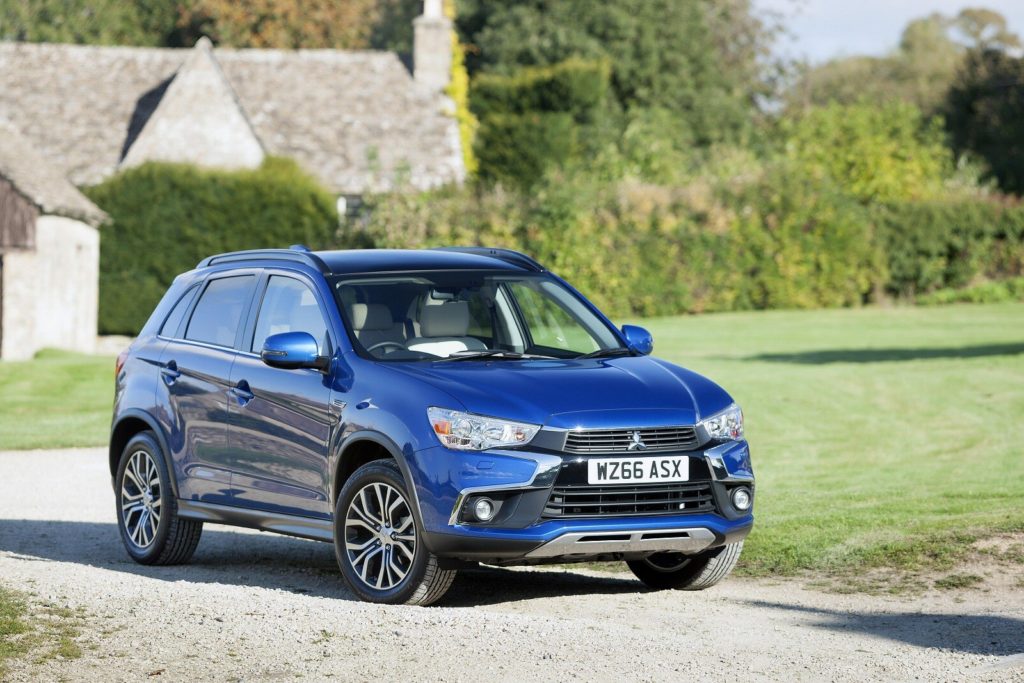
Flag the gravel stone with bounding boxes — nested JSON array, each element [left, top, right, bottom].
[[0, 448, 1021, 682]]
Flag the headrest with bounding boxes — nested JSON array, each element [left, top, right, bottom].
[[349, 303, 393, 331], [420, 301, 470, 337]]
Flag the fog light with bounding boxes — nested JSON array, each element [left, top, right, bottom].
[[731, 487, 752, 511], [473, 497, 496, 522]]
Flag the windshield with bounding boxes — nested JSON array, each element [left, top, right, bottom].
[[332, 271, 624, 361]]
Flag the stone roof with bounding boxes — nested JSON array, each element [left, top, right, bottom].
[[0, 119, 106, 225], [121, 37, 265, 171], [0, 41, 465, 195]]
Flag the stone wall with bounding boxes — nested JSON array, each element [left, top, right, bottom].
[[1, 215, 98, 360]]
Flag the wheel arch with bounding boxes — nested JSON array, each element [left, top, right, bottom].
[[332, 431, 422, 518], [109, 410, 178, 497], [335, 432, 411, 501]]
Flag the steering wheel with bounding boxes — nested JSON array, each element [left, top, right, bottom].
[[365, 341, 407, 354]]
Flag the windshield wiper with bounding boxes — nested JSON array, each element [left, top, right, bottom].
[[437, 350, 558, 362], [574, 347, 635, 360]]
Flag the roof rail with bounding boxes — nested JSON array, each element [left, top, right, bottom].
[[431, 246, 545, 272], [197, 246, 330, 273]]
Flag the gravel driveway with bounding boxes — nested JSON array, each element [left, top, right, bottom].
[[0, 448, 1021, 682]]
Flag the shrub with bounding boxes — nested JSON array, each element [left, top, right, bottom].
[[714, 164, 881, 310], [345, 164, 880, 319], [873, 199, 1024, 297], [917, 277, 1024, 305], [85, 158, 339, 334]]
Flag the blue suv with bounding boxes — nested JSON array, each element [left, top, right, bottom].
[[111, 246, 754, 605]]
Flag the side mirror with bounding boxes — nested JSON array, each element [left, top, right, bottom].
[[261, 331, 329, 371], [621, 325, 654, 356]]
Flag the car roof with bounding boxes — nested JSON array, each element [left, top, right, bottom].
[[196, 247, 545, 276], [320, 249, 533, 274]]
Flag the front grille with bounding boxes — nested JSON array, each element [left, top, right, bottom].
[[563, 427, 699, 453], [542, 482, 715, 518]]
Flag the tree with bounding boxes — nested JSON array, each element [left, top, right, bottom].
[[946, 49, 1024, 195], [782, 101, 953, 203], [785, 7, 1020, 115], [952, 8, 1022, 51], [456, 0, 772, 147], [0, 0, 171, 45], [175, 0, 382, 49]]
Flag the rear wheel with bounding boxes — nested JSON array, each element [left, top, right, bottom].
[[115, 431, 202, 565], [627, 542, 743, 590], [334, 460, 455, 606]]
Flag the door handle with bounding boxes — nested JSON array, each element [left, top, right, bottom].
[[160, 360, 181, 385], [231, 380, 255, 406]]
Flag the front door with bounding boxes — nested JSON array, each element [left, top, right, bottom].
[[161, 273, 257, 505], [227, 273, 335, 518]]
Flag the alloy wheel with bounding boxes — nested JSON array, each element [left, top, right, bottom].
[[120, 449, 162, 549], [344, 482, 417, 591]]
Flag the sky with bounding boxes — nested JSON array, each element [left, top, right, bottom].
[[754, 0, 1024, 63]]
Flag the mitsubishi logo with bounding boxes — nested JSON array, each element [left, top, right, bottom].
[[628, 431, 647, 451]]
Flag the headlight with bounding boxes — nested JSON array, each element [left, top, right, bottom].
[[699, 403, 744, 440], [427, 407, 540, 451]]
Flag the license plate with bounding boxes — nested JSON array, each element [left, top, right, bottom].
[[587, 456, 689, 485]]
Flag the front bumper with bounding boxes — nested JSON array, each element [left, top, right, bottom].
[[410, 439, 755, 562]]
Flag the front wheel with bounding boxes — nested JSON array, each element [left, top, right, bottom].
[[627, 542, 743, 591], [333, 460, 455, 606]]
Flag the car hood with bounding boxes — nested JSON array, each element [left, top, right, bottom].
[[384, 356, 734, 429]]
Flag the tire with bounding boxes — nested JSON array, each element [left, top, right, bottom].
[[627, 542, 743, 591], [115, 431, 202, 566], [334, 460, 455, 606]]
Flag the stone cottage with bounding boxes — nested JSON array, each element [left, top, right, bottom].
[[0, 0, 462, 359], [0, 120, 105, 360]]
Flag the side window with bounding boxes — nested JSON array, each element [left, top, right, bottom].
[[251, 276, 330, 354], [160, 285, 198, 338], [185, 275, 255, 348]]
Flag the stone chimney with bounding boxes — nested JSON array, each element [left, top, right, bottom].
[[413, 0, 452, 92]]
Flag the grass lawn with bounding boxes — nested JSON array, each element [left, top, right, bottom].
[[635, 302, 1024, 579], [0, 350, 114, 450], [0, 586, 83, 676], [0, 303, 1022, 580], [0, 587, 30, 678]]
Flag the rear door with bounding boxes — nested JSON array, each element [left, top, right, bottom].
[[227, 271, 336, 518], [159, 272, 257, 505]]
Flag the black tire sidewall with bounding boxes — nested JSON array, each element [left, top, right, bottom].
[[115, 431, 174, 564], [333, 461, 430, 604], [627, 546, 723, 590]]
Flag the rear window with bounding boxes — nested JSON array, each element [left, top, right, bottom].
[[159, 285, 198, 338], [185, 275, 255, 348]]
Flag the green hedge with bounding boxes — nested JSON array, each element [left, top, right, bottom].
[[917, 277, 1024, 305], [471, 58, 609, 187], [347, 165, 881, 319], [347, 173, 1024, 318], [85, 158, 339, 335], [873, 200, 1024, 297], [474, 112, 578, 189], [470, 57, 610, 121]]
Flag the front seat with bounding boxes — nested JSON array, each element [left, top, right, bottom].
[[406, 301, 487, 357], [349, 303, 404, 351]]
